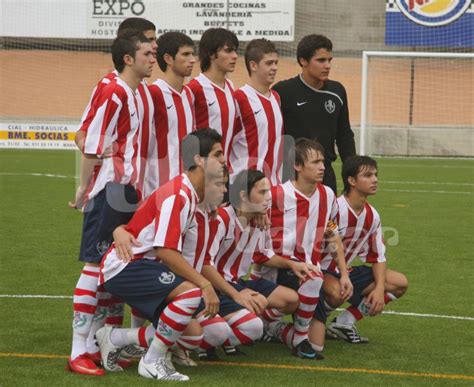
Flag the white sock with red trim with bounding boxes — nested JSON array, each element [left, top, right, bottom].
[[198, 315, 232, 349], [223, 310, 263, 346], [144, 288, 202, 364], [292, 276, 323, 347], [86, 285, 109, 354], [71, 265, 100, 360]]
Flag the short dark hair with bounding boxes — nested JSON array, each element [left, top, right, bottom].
[[181, 128, 222, 171], [244, 38, 278, 76], [229, 169, 266, 208], [111, 30, 150, 73], [156, 32, 194, 72], [199, 28, 239, 72], [117, 18, 155, 35], [342, 155, 378, 194], [296, 34, 333, 66]]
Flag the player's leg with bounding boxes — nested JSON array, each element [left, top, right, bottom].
[[170, 319, 203, 367]]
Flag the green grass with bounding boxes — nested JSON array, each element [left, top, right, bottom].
[[0, 150, 473, 386]]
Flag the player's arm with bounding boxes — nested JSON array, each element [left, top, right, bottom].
[[156, 247, 219, 317], [326, 232, 353, 301], [201, 264, 266, 315], [366, 261, 387, 316], [68, 153, 99, 210], [335, 85, 356, 161]]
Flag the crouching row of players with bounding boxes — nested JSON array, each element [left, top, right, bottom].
[[95, 130, 407, 381]]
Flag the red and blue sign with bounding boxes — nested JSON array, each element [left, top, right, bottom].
[[385, 0, 473, 47]]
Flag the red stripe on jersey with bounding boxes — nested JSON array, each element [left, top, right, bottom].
[[187, 79, 209, 129], [360, 203, 374, 242], [151, 85, 171, 187], [136, 83, 151, 197], [172, 91, 188, 174], [270, 185, 285, 255], [192, 212, 207, 269], [259, 94, 276, 178], [162, 195, 186, 249], [311, 184, 328, 265], [343, 207, 358, 262], [295, 192, 309, 262], [235, 90, 259, 168], [214, 84, 230, 147], [74, 289, 96, 298]]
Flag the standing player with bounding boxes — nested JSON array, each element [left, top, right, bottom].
[[257, 138, 353, 359], [96, 130, 223, 381], [230, 38, 283, 185], [210, 169, 323, 358], [273, 34, 355, 193], [145, 31, 196, 197], [187, 28, 238, 159], [67, 31, 156, 376], [319, 156, 408, 343]]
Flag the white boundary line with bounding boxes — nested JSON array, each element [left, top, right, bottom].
[[384, 181, 474, 187], [1, 294, 473, 321], [0, 172, 76, 179], [380, 188, 472, 195]]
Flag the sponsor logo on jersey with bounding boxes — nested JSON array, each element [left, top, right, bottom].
[[325, 99, 336, 114], [159, 271, 176, 284], [395, 0, 470, 27]]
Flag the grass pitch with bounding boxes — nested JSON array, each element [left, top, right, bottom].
[[0, 150, 473, 386]]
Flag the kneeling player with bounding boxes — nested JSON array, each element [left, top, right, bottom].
[[317, 156, 408, 343], [209, 169, 321, 357], [96, 130, 223, 381]]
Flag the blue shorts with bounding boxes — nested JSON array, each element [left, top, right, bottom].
[[196, 292, 244, 317], [103, 259, 185, 327], [314, 265, 375, 323], [79, 183, 138, 263], [231, 278, 279, 298], [276, 268, 299, 290]]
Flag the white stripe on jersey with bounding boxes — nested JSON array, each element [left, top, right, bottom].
[[230, 85, 283, 184], [321, 196, 386, 271], [210, 206, 264, 283], [100, 174, 198, 284], [187, 73, 236, 158], [181, 208, 210, 273], [269, 181, 338, 264], [145, 80, 195, 197], [83, 78, 142, 200]]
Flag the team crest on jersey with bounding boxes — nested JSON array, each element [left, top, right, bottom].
[[325, 99, 336, 114], [96, 240, 110, 255], [159, 271, 176, 284], [395, 0, 471, 27]]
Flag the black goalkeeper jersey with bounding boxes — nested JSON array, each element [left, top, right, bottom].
[[272, 75, 356, 163]]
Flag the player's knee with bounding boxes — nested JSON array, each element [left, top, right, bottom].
[[322, 279, 344, 307], [396, 273, 408, 297], [238, 313, 264, 342], [200, 316, 232, 347]]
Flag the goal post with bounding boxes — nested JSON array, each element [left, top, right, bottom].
[[359, 51, 474, 157]]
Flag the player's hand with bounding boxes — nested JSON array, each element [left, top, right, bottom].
[[101, 145, 114, 159], [113, 225, 142, 262], [202, 285, 220, 317], [254, 213, 271, 231], [339, 274, 353, 301], [68, 185, 87, 210], [233, 289, 267, 315], [288, 260, 321, 281], [366, 287, 385, 316]]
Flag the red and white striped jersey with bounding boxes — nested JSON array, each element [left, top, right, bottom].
[[187, 73, 236, 158], [181, 207, 210, 273], [231, 85, 283, 184], [209, 206, 273, 283], [269, 181, 338, 265], [321, 196, 386, 271], [99, 173, 199, 284], [144, 80, 195, 197], [82, 77, 143, 201]]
